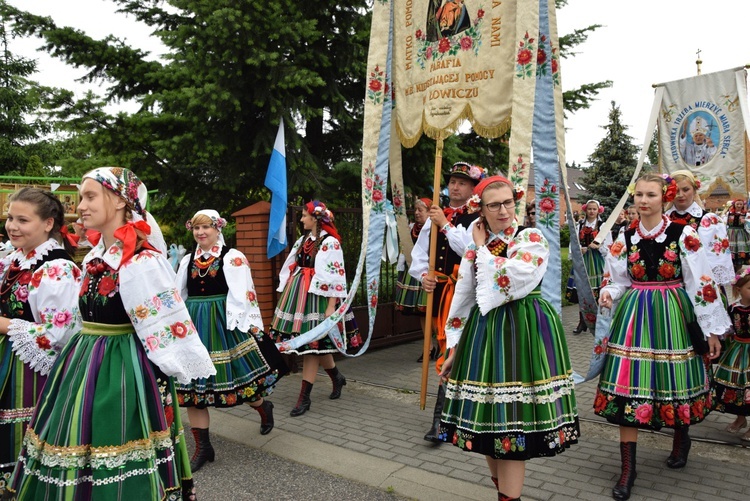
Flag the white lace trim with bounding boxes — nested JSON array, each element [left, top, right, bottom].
[[17, 449, 174, 488], [697, 310, 732, 337], [6, 239, 61, 270], [6, 319, 56, 376], [444, 375, 576, 405], [712, 264, 735, 287]]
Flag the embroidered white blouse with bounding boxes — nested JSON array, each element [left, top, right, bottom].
[[444, 220, 550, 349], [82, 239, 215, 383], [2, 239, 82, 376], [665, 203, 734, 286], [277, 231, 348, 298], [176, 242, 264, 333], [600, 220, 731, 338], [409, 215, 473, 281]]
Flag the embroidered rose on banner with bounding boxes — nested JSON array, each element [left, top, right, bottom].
[[515, 31, 535, 79], [536, 178, 559, 228], [366, 65, 389, 105], [363, 162, 387, 213]]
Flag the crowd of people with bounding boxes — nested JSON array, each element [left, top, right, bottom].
[[0, 164, 748, 501]]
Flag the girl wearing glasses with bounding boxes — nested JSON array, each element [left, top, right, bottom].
[[439, 176, 579, 501]]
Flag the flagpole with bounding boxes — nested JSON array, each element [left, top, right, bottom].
[[420, 137, 444, 410]]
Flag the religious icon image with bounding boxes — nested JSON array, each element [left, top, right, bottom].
[[426, 0, 471, 41], [679, 112, 718, 167]]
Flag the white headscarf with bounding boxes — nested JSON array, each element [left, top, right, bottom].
[[188, 209, 227, 246]]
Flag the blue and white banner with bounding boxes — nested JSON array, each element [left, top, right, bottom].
[[264, 121, 288, 259]]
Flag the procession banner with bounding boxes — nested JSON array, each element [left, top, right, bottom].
[[393, 0, 518, 144], [657, 68, 749, 199]]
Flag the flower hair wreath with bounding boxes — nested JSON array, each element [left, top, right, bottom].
[[731, 266, 750, 286], [185, 216, 227, 231]]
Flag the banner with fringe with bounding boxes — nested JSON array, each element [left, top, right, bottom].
[[658, 68, 749, 199], [393, 0, 520, 145]]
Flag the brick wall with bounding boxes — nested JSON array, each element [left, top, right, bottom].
[[232, 201, 286, 329]]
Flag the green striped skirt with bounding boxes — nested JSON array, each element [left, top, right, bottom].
[[5, 322, 194, 500], [0, 335, 46, 494], [594, 281, 712, 429], [270, 269, 360, 355], [393, 265, 426, 316], [177, 295, 287, 408], [439, 292, 579, 460], [712, 336, 750, 416]]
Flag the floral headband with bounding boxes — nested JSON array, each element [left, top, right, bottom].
[[671, 169, 702, 190], [731, 266, 750, 286], [626, 174, 678, 203], [585, 200, 605, 214], [83, 167, 147, 216], [466, 175, 524, 213], [445, 162, 487, 185], [306, 200, 334, 223], [185, 209, 227, 231]]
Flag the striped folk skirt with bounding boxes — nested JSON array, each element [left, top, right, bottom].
[[393, 265, 426, 316], [439, 292, 580, 460], [5, 323, 195, 500], [595, 281, 712, 429], [0, 337, 46, 494], [177, 295, 287, 408], [270, 268, 360, 355], [713, 335, 750, 416], [727, 225, 750, 259]]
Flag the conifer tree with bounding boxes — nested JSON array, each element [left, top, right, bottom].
[[579, 101, 639, 212]]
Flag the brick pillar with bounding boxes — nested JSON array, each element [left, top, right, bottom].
[[232, 201, 286, 330]]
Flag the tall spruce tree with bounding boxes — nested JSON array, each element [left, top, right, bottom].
[[579, 101, 638, 212]]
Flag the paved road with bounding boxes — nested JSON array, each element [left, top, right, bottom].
[[190, 433, 407, 501]]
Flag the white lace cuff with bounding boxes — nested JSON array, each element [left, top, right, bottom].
[[6, 319, 58, 376]]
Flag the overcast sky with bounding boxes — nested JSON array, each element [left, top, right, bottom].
[[9, 0, 750, 166]]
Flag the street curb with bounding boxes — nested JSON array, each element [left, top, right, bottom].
[[206, 410, 502, 501]]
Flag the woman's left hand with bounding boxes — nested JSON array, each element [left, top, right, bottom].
[[439, 349, 456, 382], [707, 334, 722, 360], [325, 303, 336, 318]]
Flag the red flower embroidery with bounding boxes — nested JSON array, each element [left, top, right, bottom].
[[247, 291, 256, 302], [539, 198, 555, 213], [537, 48, 547, 65], [36, 335, 51, 350], [517, 49, 532, 65], [368, 79, 382, 92], [702, 285, 718, 303], [684, 235, 701, 252], [630, 263, 646, 279], [170, 322, 189, 339], [438, 37, 451, 53], [97, 276, 117, 296], [450, 317, 462, 328], [658, 263, 675, 279], [529, 232, 541, 243], [31, 270, 44, 289], [497, 275, 511, 288], [659, 404, 675, 426]]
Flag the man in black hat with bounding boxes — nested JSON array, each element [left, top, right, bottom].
[[410, 161, 485, 443]]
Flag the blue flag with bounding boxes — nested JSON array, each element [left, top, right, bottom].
[[264, 121, 288, 258]]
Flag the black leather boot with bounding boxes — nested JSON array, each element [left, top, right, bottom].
[[498, 493, 521, 501], [190, 427, 215, 473], [573, 312, 588, 334], [325, 367, 347, 399], [423, 385, 446, 443], [612, 441, 637, 500], [666, 426, 691, 468], [252, 399, 275, 435], [290, 380, 313, 417]]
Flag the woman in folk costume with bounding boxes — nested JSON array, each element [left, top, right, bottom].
[[6, 168, 215, 500], [664, 169, 733, 288], [724, 199, 750, 270], [176, 209, 288, 471], [0, 188, 81, 495], [712, 266, 750, 441], [439, 176, 579, 501], [393, 197, 432, 361], [596, 173, 730, 500], [567, 199, 607, 334], [271, 201, 359, 416]]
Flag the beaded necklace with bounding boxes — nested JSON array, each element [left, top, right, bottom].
[[194, 255, 218, 278], [636, 215, 669, 241], [0, 262, 27, 297], [302, 235, 317, 255], [486, 238, 507, 256]]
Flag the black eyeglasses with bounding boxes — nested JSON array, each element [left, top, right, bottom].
[[484, 200, 516, 212], [529, 212, 536, 216]]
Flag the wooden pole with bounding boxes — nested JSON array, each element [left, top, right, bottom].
[[420, 137, 444, 410]]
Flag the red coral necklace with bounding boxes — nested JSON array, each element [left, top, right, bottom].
[[636, 215, 669, 241]]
